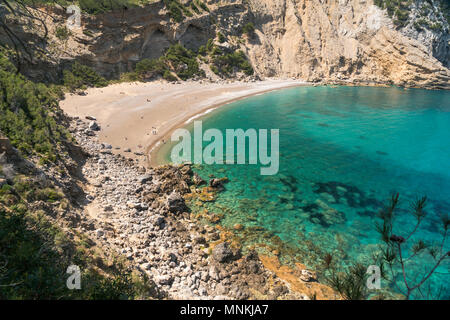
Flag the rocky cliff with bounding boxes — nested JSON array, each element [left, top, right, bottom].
[[244, 0, 449, 88], [2, 0, 449, 89]]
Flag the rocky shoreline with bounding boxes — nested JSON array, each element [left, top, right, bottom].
[[68, 116, 324, 300]]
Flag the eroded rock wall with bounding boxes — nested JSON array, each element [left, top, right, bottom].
[[2, 0, 449, 88], [244, 0, 449, 88]]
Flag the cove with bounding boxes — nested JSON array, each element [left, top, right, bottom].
[[158, 85, 450, 299]]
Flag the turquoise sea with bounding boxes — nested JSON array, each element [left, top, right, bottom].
[[158, 86, 450, 299]]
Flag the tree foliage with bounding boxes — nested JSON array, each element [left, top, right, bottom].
[[375, 193, 449, 300], [63, 61, 108, 92], [135, 43, 205, 81], [0, 51, 69, 163]]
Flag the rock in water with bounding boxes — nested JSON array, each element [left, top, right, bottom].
[[209, 177, 229, 189], [193, 172, 206, 186]]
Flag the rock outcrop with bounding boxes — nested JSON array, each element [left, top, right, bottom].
[[243, 0, 449, 89]]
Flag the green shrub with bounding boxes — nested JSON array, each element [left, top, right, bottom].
[[242, 22, 255, 35], [197, 0, 209, 12], [0, 51, 70, 162], [55, 26, 70, 41], [0, 203, 159, 299], [63, 62, 108, 91], [210, 65, 219, 75], [78, 0, 141, 14], [211, 50, 254, 77], [34, 188, 64, 203], [198, 45, 207, 56], [135, 43, 205, 81], [118, 72, 139, 82], [217, 32, 226, 43], [63, 70, 86, 92], [190, 2, 200, 14], [83, 29, 94, 37], [71, 62, 108, 87], [163, 70, 178, 82], [326, 263, 370, 300], [165, 43, 204, 80], [163, 0, 192, 22], [374, 0, 449, 29], [135, 58, 166, 77], [206, 38, 215, 52]]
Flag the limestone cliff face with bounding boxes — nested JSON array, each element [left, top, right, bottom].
[[3, 0, 449, 89], [243, 0, 449, 89]]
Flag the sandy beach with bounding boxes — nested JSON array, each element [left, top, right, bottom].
[[60, 79, 309, 167]]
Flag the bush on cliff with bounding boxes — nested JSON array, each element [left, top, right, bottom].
[[242, 22, 255, 36], [0, 195, 159, 299], [135, 43, 205, 81], [0, 51, 70, 163], [211, 50, 254, 77], [63, 62, 108, 92]]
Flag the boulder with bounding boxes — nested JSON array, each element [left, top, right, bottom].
[[156, 274, 174, 286], [84, 129, 95, 136], [0, 135, 13, 155], [138, 174, 153, 185], [212, 242, 234, 263], [193, 172, 206, 186], [89, 121, 100, 131], [209, 177, 229, 189], [299, 269, 317, 282], [166, 191, 187, 213]]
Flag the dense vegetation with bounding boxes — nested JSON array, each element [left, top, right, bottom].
[[241, 22, 255, 36], [374, 0, 414, 27], [211, 50, 253, 77], [0, 51, 69, 163], [135, 43, 205, 81], [17, 0, 210, 19], [198, 37, 254, 77], [374, 0, 449, 29], [63, 61, 108, 92], [19, 0, 152, 14], [0, 178, 159, 299]]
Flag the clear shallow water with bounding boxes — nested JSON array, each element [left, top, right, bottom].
[[159, 86, 450, 299]]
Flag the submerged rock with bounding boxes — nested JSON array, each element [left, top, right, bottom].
[[193, 172, 206, 186], [209, 177, 229, 189]]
